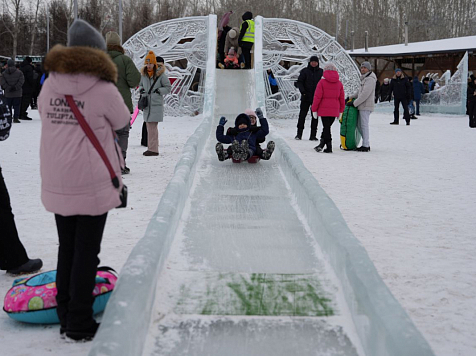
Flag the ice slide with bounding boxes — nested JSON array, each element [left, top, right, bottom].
[[89, 50, 434, 356]]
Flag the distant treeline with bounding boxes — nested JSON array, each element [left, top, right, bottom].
[[1, 0, 475, 58]]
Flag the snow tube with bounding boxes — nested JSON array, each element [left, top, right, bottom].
[[339, 103, 361, 150], [3, 266, 117, 324]]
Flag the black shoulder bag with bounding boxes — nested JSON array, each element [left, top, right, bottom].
[[138, 76, 160, 111]]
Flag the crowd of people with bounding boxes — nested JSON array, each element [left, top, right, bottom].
[[1, 11, 475, 345], [217, 11, 255, 70], [0, 57, 43, 123]]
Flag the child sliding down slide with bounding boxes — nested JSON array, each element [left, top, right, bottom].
[[215, 108, 275, 162]]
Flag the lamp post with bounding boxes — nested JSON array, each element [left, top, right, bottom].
[[119, 0, 123, 43], [46, 3, 50, 52], [74, 0, 78, 20]]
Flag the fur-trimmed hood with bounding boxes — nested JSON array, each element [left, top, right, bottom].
[[107, 44, 125, 55], [140, 62, 166, 78], [44, 44, 117, 83]]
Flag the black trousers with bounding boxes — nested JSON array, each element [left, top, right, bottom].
[[394, 98, 410, 123], [469, 102, 476, 128], [320, 116, 336, 143], [141, 122, 148, 146], [0, 167, 29, 270], [297, 100, 318, 136], [241, 42, 253, 69], [55, 213, 107, 331], [6, 97, 21, 119], [20, 93, 32, 119]]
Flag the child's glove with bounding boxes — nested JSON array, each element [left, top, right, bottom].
[[255, 108, 264, 119], [219, 117, 227, 126]]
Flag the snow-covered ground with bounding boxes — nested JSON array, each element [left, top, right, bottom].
[[1, 110, 475, 356]]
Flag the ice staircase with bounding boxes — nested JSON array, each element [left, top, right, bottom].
[[89, 67, 435, 356]]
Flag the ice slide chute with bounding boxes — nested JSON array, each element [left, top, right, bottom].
[[89, 15, 435, 356]]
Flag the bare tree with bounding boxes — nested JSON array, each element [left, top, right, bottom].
[[28, 0, 41, 55], [2, 0, 23, 58]]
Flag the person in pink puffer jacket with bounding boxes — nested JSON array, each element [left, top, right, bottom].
[[311, 62, 345, 153], [38, 19, 130, 341]]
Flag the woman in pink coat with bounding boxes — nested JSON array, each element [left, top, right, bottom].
[[38, 19, 130, 341], [311, 62, 345, 153]]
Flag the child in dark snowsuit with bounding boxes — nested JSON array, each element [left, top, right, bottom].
[[223, 108, 275, 160], [215, 108, 271, 161]]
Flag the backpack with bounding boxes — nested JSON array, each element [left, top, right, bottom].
[[0, 91, 12, 141]]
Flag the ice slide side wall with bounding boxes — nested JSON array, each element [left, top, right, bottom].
[[88, 15, 217, 356], [255, 15, 434, 356]]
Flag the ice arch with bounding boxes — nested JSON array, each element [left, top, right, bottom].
[[123, 16, 212, 117], [257, 18, 361, 119]]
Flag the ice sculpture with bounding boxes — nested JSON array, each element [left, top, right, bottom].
[[123, 17, 210, 116], [419, 52, 468, 114], [260, 18, 361, 119]]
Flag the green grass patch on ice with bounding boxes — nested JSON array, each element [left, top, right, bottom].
[[174, 273, 336, 317]]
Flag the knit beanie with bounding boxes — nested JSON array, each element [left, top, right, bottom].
[[67, 19, 106, 51], [228, 47, 235, 55], [361, 61, 371, 71], [323, 62, 337, 71], [228, 29, 237, 39], [395, 68, 402, 73], [144, 51, 157, 65], [244, 108, 255, 117], [7, 59, 15, 68], [105, 31, 121, 46], [309, 55, 319, 63]]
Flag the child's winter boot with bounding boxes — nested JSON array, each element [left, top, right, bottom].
[[231, 140, 242, 160], [215, 143, 226, 161], [262, 141, 275, 160], [240, 140, 250, 161]]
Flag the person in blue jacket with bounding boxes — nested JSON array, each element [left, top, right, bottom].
[[413, 76, 424, 116], [216, 107, 269, 161], [267, 69, 279, 94]]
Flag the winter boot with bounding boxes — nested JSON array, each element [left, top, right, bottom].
[[356, 146, 370, 152], [240, 140, 250, 161], [215, 143, 226, 161], [314, 140, 326, 152], [390, 121, 399, 125], [66, 321, 100, 341], [295, 129, 303, 140], [7, 258, 43, 275], [323, 141, 332, 153], [231, 140, 242, 160], [262, 141, 275, 160], [309, 128, 318, 141]]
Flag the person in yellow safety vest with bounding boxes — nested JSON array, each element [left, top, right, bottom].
[[238, 11, 254, 69]]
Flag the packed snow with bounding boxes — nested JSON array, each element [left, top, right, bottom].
[[1, 110, 475, 356]]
